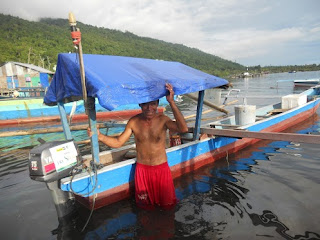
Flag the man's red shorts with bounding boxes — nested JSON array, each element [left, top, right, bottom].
[[135, 162, 177, 210]]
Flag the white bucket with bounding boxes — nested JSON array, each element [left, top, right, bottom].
[[235, 105, 256, 126]]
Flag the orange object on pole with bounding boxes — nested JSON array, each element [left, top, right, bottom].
[[70, 31, 81, 45]]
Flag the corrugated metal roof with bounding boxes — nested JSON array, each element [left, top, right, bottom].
[[8, 62, 54, 74]]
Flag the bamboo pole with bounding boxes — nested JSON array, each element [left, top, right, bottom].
[[184, 99, 238, 120], [185, 93, 229, 114], [184, 109, 213, 120]]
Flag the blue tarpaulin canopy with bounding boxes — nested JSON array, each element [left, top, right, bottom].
[[44, 53, 229, 110]]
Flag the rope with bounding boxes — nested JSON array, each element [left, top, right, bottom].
[[81, 194, 96, 232]]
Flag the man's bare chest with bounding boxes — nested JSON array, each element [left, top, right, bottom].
[[133, 122, 165, 144]]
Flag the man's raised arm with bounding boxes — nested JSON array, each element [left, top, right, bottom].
[[165, 83, 188, 133], [88, 120, 133, 148]]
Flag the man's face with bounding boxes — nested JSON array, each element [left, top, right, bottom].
[[139, 100, 159, 118]]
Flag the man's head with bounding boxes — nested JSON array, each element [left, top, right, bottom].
[[139, 100, 159, 119]]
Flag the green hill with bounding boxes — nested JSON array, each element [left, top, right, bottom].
[[0, 13, 245, 77]]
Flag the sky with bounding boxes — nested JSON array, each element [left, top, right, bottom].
[[1, 0, 320, 67]]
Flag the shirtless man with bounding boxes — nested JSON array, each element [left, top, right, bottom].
[[88, 83, 188, 209]]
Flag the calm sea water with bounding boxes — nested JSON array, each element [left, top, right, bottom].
[[0, 71, 320, 240]]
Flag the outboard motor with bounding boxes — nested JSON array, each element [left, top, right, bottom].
[[29, 140, 81, 221]]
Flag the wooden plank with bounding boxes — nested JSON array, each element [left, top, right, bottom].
[[193, 127, 320, 144], [185, 109, 213, 120]]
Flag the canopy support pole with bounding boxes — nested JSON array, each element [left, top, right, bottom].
[[193, 90, 205, 141], [86, 97, 100, 164], [57, 102, 72, 140]]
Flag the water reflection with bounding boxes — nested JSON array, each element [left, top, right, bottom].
[[173, 135, 320, 239], [249, 210, 320, 240]]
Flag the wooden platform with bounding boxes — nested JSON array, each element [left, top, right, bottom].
[[195, 127, 320, 144]]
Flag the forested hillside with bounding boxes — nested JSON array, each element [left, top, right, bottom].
[[0, 14, 245, 77]]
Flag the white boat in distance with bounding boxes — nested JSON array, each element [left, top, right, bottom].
[[294, 78, 320, 87]]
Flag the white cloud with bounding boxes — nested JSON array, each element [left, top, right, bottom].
[[0, 0, 319, 66], [207, 27, 304, 60]]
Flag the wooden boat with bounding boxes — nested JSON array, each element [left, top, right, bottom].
[[60, 85, 320, 210], [294, 79, 320, 87], [28, 54, 320, 212]]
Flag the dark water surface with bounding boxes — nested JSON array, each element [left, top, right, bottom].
[[0, 71, 320, 239]]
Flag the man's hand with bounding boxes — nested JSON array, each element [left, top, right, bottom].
[[87, 127, 100, 138], [166, 83, 175, 103]]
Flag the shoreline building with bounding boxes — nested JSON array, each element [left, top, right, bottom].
[[0, 62, 54, 89]]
